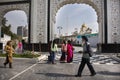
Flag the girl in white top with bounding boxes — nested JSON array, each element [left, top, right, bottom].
[[50, 40, 58, 64]]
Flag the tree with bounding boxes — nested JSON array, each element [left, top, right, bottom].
[[2, 17, 7, 26], [1, 17, 20, 40]]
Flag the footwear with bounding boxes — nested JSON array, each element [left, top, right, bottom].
[[52, 62, 56, 64], [90, 73, 96, 76], [9, 63, 12, 68], [75, 75, 81, 77], [60, 61, 66, 63], [3, 63, 6, 68]]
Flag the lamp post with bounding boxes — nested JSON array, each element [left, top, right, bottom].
[[57, 26, 62, 38]]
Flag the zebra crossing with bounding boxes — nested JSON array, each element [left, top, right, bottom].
[[56, 53, 120, 65]]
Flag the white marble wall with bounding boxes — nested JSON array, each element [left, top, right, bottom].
[[107, 0, 120, 43], [1, 0, 119, 44], [0, 0, 24, 2], [92, 0, 104, 43], [30, 0, 48, 43], [30, 0, 38, 43]]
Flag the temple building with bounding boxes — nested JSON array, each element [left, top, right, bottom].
[[79, 24, 92, 35]]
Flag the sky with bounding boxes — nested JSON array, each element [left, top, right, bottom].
[[4, 10, 28, 34], [4, 4, 98, 35], [55, 4, 98, 36]]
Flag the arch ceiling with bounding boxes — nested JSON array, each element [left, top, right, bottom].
[[0, 3, 29, 24], [53, 0, 100, 23]]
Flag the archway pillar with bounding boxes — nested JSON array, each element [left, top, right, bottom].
[[30, 0, 38, 43], [0, 18, 2, 42], [99, 0, 120, 53], [50, 21, 55, 41], [107, 0, 120, 43], [30, 0, 48, 43]]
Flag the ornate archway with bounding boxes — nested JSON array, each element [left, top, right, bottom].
[[50, 0, 104, 44], [0, 0, 120, 52], [0, 2, 30, 42]]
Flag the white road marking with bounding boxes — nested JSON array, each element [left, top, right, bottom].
[[9, 55, 47, 80], [9, 63, 37, 80]]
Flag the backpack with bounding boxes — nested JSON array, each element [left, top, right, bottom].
[[86, 43, 93, 57]]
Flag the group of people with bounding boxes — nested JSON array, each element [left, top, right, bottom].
[[48, 39, 74, 64], [60, 40, 74, 63], [48, 36, 96, 77], [3, 36, 96, 77]]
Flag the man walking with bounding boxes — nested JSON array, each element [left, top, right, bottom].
[[75, 36, 96, 77]]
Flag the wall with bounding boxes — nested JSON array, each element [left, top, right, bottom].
[[107, 0, 120, 43], [30, 0, 48, 43], [0, 0, 25, 3], [1, 34, 11, 50]]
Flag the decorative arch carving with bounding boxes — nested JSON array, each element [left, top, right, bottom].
[[0, 3, 29, 25], [52, 0, 100, 23], [49, 0, 104, 43]]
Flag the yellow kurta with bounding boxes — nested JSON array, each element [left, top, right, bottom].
[[4, 45, 14, 63]]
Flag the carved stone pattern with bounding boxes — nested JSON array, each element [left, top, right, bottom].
[[92, 0, 104, 43], [110, 0, 120, 43], [50, 0, 104, 42], [0, 3, 29, 25], [36, 0, 47, 43]]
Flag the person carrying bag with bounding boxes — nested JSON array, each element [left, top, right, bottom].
[[75, 36, 96, 77]]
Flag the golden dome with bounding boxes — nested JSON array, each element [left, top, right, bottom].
[[82, 24, 87, 28]]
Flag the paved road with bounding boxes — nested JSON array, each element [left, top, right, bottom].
[[0, 53, 120, 80]]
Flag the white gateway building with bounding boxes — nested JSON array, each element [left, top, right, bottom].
[[0, 0, 120, 52]]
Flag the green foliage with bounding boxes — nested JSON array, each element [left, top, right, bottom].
[[2, 17, 7, 26], [0, 54, 6, 57], [1, 17, 20, 40], [0, 51, 41, 58]]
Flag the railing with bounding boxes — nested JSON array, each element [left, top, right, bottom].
[[101, 44, 120, 53], [23, 43, 49, 52]]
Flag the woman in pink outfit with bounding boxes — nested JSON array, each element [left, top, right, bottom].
[[60, 40, 67, 62], [67, 40, 74, 63], [17, 41, 23, 53]]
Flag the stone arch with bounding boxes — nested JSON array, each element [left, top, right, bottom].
[[0, 3, 29, 26], [50, 0, 103, 43], [54, 0, 100, 23]]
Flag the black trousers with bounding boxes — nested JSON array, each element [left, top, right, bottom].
[[60, 51, 66, 61], [77, 57, 96, 75]]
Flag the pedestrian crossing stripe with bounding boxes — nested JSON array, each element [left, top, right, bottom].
[[55, 54, 120, 65]]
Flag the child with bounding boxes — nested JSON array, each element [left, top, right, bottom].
[[4, 40, 15, 68]]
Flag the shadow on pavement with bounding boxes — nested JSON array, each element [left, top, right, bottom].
[[0, 65, 5, 68], [36, 72, 75, 77], [97, 71, 120, 76]]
